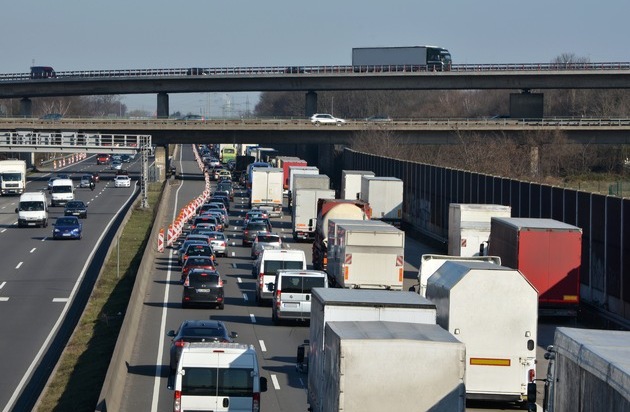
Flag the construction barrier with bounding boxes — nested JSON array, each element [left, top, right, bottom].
[[157, 228, 165, 253]]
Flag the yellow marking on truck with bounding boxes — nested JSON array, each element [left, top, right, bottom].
[[563, 295, 578, 302], [470, 358, 511, 366]]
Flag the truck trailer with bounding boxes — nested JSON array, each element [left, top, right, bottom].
[[306, 288, 438, 412], [290, 174, 330, 209], [309, 321, 466, 412], [0, 159, 27, 195], [249, 167, 283, 216], [488, 217, 582, 317], [360, 176, 403, 227], [352, 46, 452, 71], [326, 220, 405, 290], [542, 327, 630, 412], [448, 203, 512, 257], [341, 170, 374, 200], [426, 260, 538, 406], [291, 188, 335, 241]]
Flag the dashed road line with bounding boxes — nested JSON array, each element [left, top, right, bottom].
[[52, 298, 69, 303], [0, 281, 6, 289], [29, 248, 36, 253], [0, 297, 9, 302], [243, 293, 249, 301], [237, 277, 242, 283], [15, 262, 23, 269], [250, 314, 257, 323], [259, 340, 267, 352], [271, 374, 280, 390]]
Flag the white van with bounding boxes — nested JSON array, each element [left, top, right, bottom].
[[173, 342, 268, 412], [50, 178, 75, 207], [254, 249, 306, 305], [270, 270, 328, 324], [15, 191, 49, 228]]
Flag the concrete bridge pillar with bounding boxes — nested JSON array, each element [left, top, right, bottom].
[[157, 93, 170, 119], [305, 91, 317, 117], [20, 98, 32, 118]]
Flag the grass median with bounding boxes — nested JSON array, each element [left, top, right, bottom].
[[36, 182, 164, 411]]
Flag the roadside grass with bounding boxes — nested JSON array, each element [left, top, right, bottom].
[[36, 182, 164, 412]]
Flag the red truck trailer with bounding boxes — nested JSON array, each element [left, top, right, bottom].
[[488, 217, 582, 317]]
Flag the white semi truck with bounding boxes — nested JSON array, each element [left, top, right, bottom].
[[341, 170, 374, 200], [360, 176, 403, 227], [448, 203, 511, 256], [291, 188, 335, 241], [0, 159, 27, 195]]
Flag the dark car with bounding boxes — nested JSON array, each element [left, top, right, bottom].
[[242, 221, 270, 246], [191, 215, 220, 230], [179, 243, 216, 267], [96, 154, 110, 165], [181, 269, 225, 309], [166, 320, 237, 373], [64, 200, 88, 219], [209, 195, 230, 212], [52, 216, 82, 240], [181, 256, 216, 282]]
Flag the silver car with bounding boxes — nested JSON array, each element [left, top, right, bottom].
[[251, 232, 282, 259]]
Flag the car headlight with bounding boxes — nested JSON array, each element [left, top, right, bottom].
[[54, 228, 60, 233]]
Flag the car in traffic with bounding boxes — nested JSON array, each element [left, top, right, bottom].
[[181, 114, 205, 121], [52, 216, 82, 240], [310, 113, 346, 126], [242, 220, 271, 246], [40, 113, 63, 121], [191, 214, 220, 230], [251, 232, 282, 259], [96, 154, 110, 165], [166, 320, 237, 373], [181, 256, 217, 282], [179, 243, 216, 267], [114, 175, 131, 188], [365, 115, 392, 122], [110, 161, 122, 170], [79, 175, 93, 188], [177, 239, 209, 265], [64, 200, 88, 219], [205, 231, 228, 257], [181, 269, 225, 309]]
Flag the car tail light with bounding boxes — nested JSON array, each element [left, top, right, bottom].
[[174, 339, 186, 348], [258, 274, 264, 288], [253, 393, 260, 412], [183, 278, 189, 287], [275, 290, 281, 309], [173, 390, 182, 412], [183, 254, 188, 261]]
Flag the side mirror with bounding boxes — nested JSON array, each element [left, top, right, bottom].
[[230, 332, 238, 339], [15, 208, 18, 213], [259, 377, 268, 392], [166, 330, 176, 337]]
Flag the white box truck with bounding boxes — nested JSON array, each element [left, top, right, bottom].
[[341, 170, 374, 200], [448, 203, 511, 256], [307, 288, 437, 411], [291, 188, 335, 241], [309, 321, 466, 412], [542, 327, 630, 412], [416, 254, 502, 297], [426, 260, 538, 406], [249, 167, 283, 217], [288, 166, 318, 196], [360, 176, 403, 227], [0, 159, 27, 195], [327, 220, 405, 290]]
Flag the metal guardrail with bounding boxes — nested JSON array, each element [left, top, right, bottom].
[[0, 131, 151, 153], [1, 62, 630, 81]]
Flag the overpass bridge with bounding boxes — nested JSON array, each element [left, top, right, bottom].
[[2, 62, 630, 118]]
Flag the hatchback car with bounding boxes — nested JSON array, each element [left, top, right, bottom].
[[177, 239, 208, 264], [179, 243, 216, 267], [64, 200, 88, 219], [181, 256, 216, 282], [310, 113, 345, 126], [110, 161, 122, 170], [181, 269, 225, 309], [52, 216, 82, 240], [206, 231, 228, 257], [166, 320, 237, 373], [96, 154, 110, 165], [251, 232, 282, 259], [79, 175, 93, 188], [114, 175, 131, 188], [242, 221, 271, 246]]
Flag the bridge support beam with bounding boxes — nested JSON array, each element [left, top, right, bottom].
[[510, 90, 543, 119], [157, 93, 169, 119], [20, 98, 32, 118], [305, 91, 317, 117]]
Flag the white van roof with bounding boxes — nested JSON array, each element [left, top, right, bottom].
[[52, 178, 73, 186], [20, 191, 47, 201], [260, 249, 306, 260], [180, 342, 258, 367]]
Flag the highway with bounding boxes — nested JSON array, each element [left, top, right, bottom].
[[117, 145, 564, 412], [0, 156, 141, 412]]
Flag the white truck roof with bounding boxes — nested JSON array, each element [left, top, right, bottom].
[[312, 288, 434, 309]]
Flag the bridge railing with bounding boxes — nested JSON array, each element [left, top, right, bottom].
[[0, 131, 151, 152]]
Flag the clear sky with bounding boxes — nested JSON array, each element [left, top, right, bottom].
[[2, 0, 627, 115]]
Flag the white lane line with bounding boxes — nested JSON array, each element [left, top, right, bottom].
[[30, 248, 36, 253], [231, 251, 236, 257], [271, 374, 280, 390], [52, 298, 69, 303], [232, 263, 237, 269], [237, 277, 242, 283], [259, 340, 267, 352], [250, 314, 257, 323], [1, 228, 6, 233], [0, 282, 5, 289], [0, 297, 9, 302], [41, 237, 47, 242], [242, 293, 248, 301], [15, 262, 23, 269]]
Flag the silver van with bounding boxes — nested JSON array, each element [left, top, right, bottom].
[[270, 270, 328, 324]]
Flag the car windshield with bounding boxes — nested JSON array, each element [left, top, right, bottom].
[[186, 245, 212, 255], [186, 257, 213, 265], [66, 201, 84, 208], [56, 217, 77, 225], [19, 201, 44, 211], [180, 326, 226, 338], [263, 260, 303, 275], [52, 186, 72, 193], [248, 223, 268, 231], [257, 234, 279, 243]]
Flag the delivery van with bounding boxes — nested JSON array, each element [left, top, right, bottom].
[[270, 269, 328, 324], [15, 191, 49, 228], [254, 249, 306, 305], [50, 178, 75, 207], [173, 342, 268, 412]]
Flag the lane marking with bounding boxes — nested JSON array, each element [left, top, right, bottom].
[[15, 262, 23, 269], [237, 277, 242, 283], [1, 228, 6, 233], [30, 248, 36, 253], [242, 293, 248, 301], [271, 374, 280, 390], [52, 298, 69, 303], [259, 340, 267, 352], [232, 263, 237, 269], [249, 314, 257, 323], [0, 297, 9, 302], [41, 237, 47, 242], [0, 282, 5, 289]]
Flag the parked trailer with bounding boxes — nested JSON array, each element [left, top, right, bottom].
[[416, 254, 502, 297], [291, 188, 335, 241], [307, 288, 437, 412], [309, 321, 466, 412], [488, 217, 582, 317], [360, 176, 403, 227], [448, 203, 511, 257], [326, 220, 405, 290], [426, 261, 538, 406], [543, 327, 630, 412], [341, 170, 374, 200]]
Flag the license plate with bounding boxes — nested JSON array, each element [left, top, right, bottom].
[[196, 289, 210, 293], [283, 302, 299, 308], [63, 233, 72, 237]]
